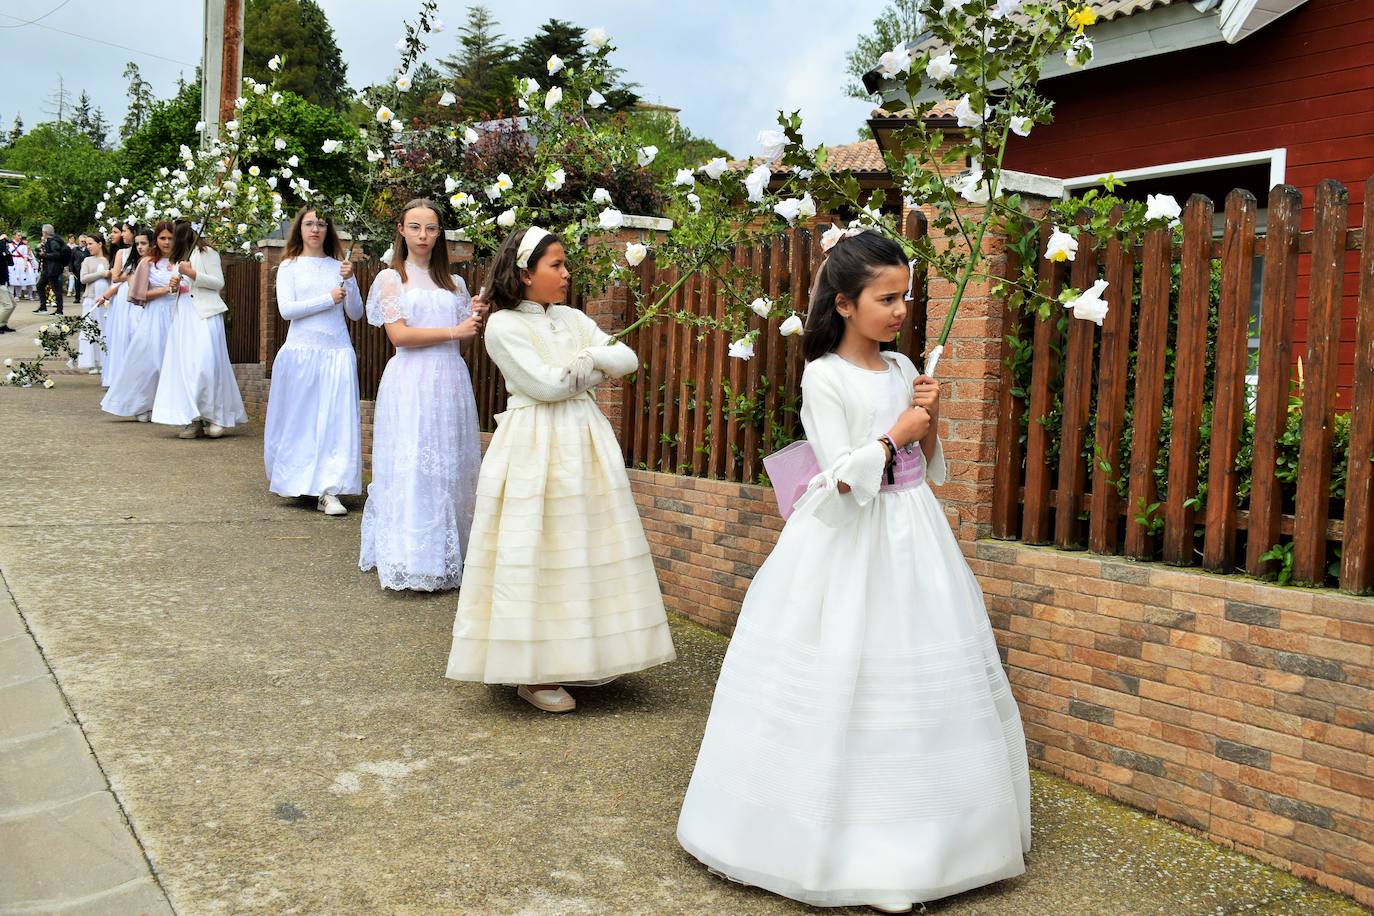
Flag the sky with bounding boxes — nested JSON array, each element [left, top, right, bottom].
[[0, 0, 887, 158]]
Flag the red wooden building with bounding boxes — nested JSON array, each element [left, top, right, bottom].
[[869, 0, 1374, 405]]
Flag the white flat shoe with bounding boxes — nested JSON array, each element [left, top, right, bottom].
[[517, 685, 575, 713], [203, 422, 226, 438], [317, 494, 347, 516], [869, 904, 913, 914]]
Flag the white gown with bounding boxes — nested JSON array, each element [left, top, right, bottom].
[[101, 260, 175, 418], [263, 256, 364, 497], [77, 258, 110, 371], [101, 258, 140, 388], [358, 269, 482, 591], [677, 351, 1031, 908], [444, 301, 676, 685], [151, 250, 248, 428]]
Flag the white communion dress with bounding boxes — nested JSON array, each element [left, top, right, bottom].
[[677, 350, 1031, 908], [101, 253, 140, 388], [263, 256, 363, 497], [151, 247, 248, 429], [101, 259, 176, 418], [357, 269, 482, 591], [445, 300, 676, 686], [77, 257, 110, 371]]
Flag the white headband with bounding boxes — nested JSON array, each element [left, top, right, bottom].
[[515, 226, 551, 269]]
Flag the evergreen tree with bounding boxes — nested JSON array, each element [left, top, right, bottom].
[[73, 91, 94, 134], [439, 6, 517, 121], [87, 108, 110, 150], [244, 0, 350, 110], [9, 115, 24, 146], [845, 0, 927, 100], [511, 19, 638, 112], [121, 62, 155, 141]]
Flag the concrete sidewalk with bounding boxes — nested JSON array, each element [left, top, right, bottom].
[[0, 375, 1365, 914]]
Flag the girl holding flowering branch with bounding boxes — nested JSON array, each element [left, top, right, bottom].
[[358, 198, 484, 591], [77, 234, 111, 375], [445, 226, 675, 714], [150, 223, 248, 439], [264, 208, 364, 514], [102, 223, 180, 423], [677, 231, 1030, 912]]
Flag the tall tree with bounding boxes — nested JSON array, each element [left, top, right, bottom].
[[243, 0, 350, 110], [121, 62, 155, 141], [511, 19, 638, 112], [0, 122, 117, 232], [439, 6, 517, 120], [9, 115, 24, 146], [844, 0, 927, 100], [43, 75, 74, 122], [87, 108, 111, 150], [73, 92, 94, 134]]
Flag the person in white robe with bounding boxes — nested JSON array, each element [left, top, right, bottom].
[[77, 234, 111, 374], [101, 223, 178, 422]]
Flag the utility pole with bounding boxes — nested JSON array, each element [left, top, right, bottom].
[[200, 0, 244, 143]]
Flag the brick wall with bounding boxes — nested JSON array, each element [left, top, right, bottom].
[[972, 539, 1374, 906]]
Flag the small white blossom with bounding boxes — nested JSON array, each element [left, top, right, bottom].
[[439, 90, 456, 107], [43, 378, 54, 389], [545, 168, 566, 191], [1010, 116, 1033, 137], [954, 95, 988, 128], [271, 92, 282, 105], [926, 51, 957, 81], [547, 54, 564, 75], [625, 242, 647, 266], [728, 334, 756, 360], [598, 208, 625, 230], [445, 174, 459, 194], [877, 44, 912, 79], [321, 139, 341, 153], [367, 149, 384, 163], [1065, 279, 1110, 325], [592, 187, 612, 204], [584, 27, 609, 49], [686, 192, 701, 213], [249, 165, 261, 177], [587, 90, 606, 108], [268, 54, 282, 71], [954, 169, 990, 204], [274, 137, 287, 150], [389, 120, 404, 134], [1145, 193, 1183, 225], [287, 155, 299, 167], [757, 128, 788, 160], [375, 105, 394, 123], [744, 163, 772, 203], [462, 126, 480, 146], [497, 208, 516, 227], [236, 222, 248, 234], [774, 198, 803, 223], [701, 158, 728, 181], [254, 83, 266, 96], [1066, 35, 1094, 69], [194, 121, 205, 133], [545, 86, 563, 110], [395, 74, 412, 92], [1045, 227, 1078, 262], [636, 145, 658, 167], [430, 17, 444, 32], [779, 314, 803, 337], [750, 297, 772, 318], [673, 168, 695, 187]]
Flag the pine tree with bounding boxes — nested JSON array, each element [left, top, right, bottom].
[[87, 108, 110, 149], [73, 91, 94, 134], [9, 114, 24, 146], [510, 19, 638, 112], [439, 6, 517, 121], [120, 62, 155, 141], [243, 0, 350, 110]]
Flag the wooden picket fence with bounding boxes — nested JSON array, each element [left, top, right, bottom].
[[223, 256, 260, 364], [992, 178, 1374, 593], [620, 218, 929, 481]]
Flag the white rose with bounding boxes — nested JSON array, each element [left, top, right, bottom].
[[598, 208, 625, 230], [545, 86, 563, 110], [545, 168, 566, 191], [774, 198, 802, 223], [439, 91, 456, 107], [757, 128, 788, 160], [749, 297, 772, 318], [954, 95, 988, 129], [636, 146, 659, 167], [673, 168, 695, 187], [876, 45, 911, 79], [779, 314, 803, 337], [1045, 227, 1078, 263], [1010, 116, 1032, 138], [926, 51, 957, 81], [268, 54, 282, 71], [497, 208, 516, 228], [701, 157, 728, 180], [624, 242, 647, 266], [686, 192, 701, 213], [547, 54, 564, 75], [1065, 279, 1110, 325], [1145, 193, 1183, 225], [953, 169, 990, 204], [587, 90, 606, 108], [321, 139, 341, 153], [592, 187, 612, 204], [274, 137, 287, 150], [744, 163, 772, 203], [395, 74, 412, 92], [728, 335, 756, 360], [584, 27, 609, 49]]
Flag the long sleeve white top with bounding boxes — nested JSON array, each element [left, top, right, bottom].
[[483, 300, 637, 407], [275, 256, 363, 349]]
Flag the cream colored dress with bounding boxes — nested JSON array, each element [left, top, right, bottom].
[[445, 300, 676, 685]]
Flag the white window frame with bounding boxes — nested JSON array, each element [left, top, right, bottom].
[[1058, 148, 1287, 197]]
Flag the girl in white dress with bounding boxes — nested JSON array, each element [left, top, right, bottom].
[[95, 225, 144, 389], [77, 234, 111, 374], [10, 235, 36, 300], [676, 232, 1031, 912], [358, 198, 485, 590], [445, 226, 677, 715], [102, 222, 178, 422], [151, 222, 248, 438], [264, 208, 364, 514]]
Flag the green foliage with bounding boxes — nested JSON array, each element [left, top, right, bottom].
[[0, 122, 117, 234], [120, 63, 156, 142], [844, 0, 927, 100], [118, 83, 201, 192], [438, 5, 517, 121], [510, 19, 638, 112], [625, 110, 730, 179], [244, 0, 350, 110]]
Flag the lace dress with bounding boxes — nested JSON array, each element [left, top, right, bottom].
[[357, 269, 481, 591], [444, 301, 676, 685], [263, 256, 364, 497]]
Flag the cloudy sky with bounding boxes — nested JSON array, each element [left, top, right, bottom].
[[0, 0, 887, 157]]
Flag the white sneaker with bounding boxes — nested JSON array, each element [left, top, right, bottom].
[[868, 904, 913, 914], [318, 494, 347, 516], [87, 367, 100, 375], [136, 411, 151, 423], [177, 420, 203, 439], [203, 422, 226, 438]]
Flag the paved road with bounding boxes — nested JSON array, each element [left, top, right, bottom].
[[0, 365, 1363, 915]]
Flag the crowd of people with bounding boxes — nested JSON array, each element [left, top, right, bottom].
[[9, 198, 1030, 913]]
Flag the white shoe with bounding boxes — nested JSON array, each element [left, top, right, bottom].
[[177, 419, 203, 439], [136, 411, 151, 423], [203, 422, 226, 438], [868, 904, 913, 914], [87, 367, 100, 375], [317, 494, 347, 516], [517, 685, 576, 713]]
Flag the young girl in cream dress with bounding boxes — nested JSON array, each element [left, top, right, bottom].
[[445, 227, 676, 714]]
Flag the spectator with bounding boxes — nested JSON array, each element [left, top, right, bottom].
[[34, 224, 68, 315], [0, 233, 14, 333]]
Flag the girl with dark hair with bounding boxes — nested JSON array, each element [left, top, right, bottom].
[[264, 208, 364, 512], [102, 222, 179, 421], [677, 231, 1031, 911], [96, 224, 144, 389], [77, 233, 112, 374], [358, 199, 484, 589], [444, 226, 676, 715], [150, 222, 248, 438]]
